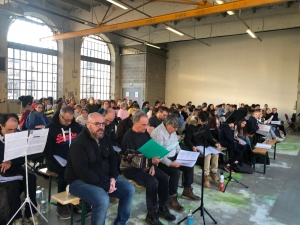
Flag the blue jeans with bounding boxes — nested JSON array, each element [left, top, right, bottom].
[[69, 176, 135, 225]]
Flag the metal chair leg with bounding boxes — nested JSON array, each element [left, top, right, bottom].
[[70, 204, 74, 225], [81, 201, 86, 225], [263, 155, 266, 174], [48, 176, 52, 203]]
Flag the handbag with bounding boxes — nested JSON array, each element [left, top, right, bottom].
[[128, 154, 149, 170]]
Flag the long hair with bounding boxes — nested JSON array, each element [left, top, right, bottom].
[[236, 119, 248, 136]]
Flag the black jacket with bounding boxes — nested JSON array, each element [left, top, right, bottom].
[[247, 116, 259, 134], [44, 112, 82, 161], [184, 123, 217, 150], [65, 127, 118, 191], [219, 123, 235, 147], [116, 116, 133, 147], [105, 121, 116, 145]]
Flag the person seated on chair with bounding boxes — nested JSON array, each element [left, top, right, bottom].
[[234, 119, 252, 165], [0, 114, 38, 225], [121, 109, 176, 225], [75, 108, 89, 126], [149, 106, 169, 128], [65, 113, 134, 225], [116, 114, 133, 147], [219, 117, 246, 173], [151, 114, 201, 212], [25, 103, 50, 130], [117, 103, 130, 120], [247, 109, 283, 142], [98, 100, 109, 114], [268, 108, 286, 136], [43, 106, 82, 219], [184, 111, 221, 188], [127, 103, 139, 115]]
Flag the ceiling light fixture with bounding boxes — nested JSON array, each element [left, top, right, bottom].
[[145, 42, 161, 49], [246, 29, 257, 38], [106, 0, 128, 10], [215, 1, 235, 15], [166, 27, 184, 36], [227, 10, 235, 15], [216, 0, 224, 4]]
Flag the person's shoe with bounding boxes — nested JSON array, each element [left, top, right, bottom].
[[157, 205, 176, 221], [146, 211, 163, 225], [224, 165, 235, 174], [168, 194, 185, 212], [275, 137, 284, 142], [210, 172, 220, 186], [110, 196, 118, 203], [56, 205, 71, 220], [23, 215, 39, 225], [12, 218, 23, 225], [182, 187, 201, 201], [203, 175, 210, 188]]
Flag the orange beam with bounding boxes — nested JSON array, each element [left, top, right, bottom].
[[41, 0, 290, 42]]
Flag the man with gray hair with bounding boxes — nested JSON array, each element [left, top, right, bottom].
[[44, 106, 82, 219], [151, 114, 200, 212], [121, 109, 175, 225]]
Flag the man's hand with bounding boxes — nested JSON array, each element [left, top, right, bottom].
[[107, 178, 117, 193], [0, 161, 12, 173], [192, 146, 200, 152], [35, 125, 45, 129], [215, 143, 221, 150], [152, 157, 161, 165], [170, 161, 181, 168], [149, 166, 155, 176]]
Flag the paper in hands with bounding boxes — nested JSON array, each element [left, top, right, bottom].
[[138, 139, 170, 159], [196, 146, 225, 157], [175, 150, 200, 167], [53, 155, 67, 167]]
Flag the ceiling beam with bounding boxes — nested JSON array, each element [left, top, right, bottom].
[[59, 0, 91, 12], [41, 0, 290, 41]]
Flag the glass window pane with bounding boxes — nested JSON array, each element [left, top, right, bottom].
[[21, 51, 26, 60], [8, 48, 13, 58]]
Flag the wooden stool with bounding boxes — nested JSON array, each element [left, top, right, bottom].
[[263, 139, 277, 159], [51, 191, 87, 225], [38, 168, 58, 203], [252, 148, 268, 174]]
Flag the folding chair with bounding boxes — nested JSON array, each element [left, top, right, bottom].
[[284, 114, 298, 132]]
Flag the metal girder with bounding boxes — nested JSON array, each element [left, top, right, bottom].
[[41, 0, 290, 41], [59, 0, 91, 12]]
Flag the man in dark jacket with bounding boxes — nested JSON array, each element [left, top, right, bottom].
[[116, 114, 133, 147], [65, 113, 134, 225], [219, 119, 246, 173], [103, 108, 117, 145], [0, 113, 38, 224], [43, 106, 82, 219]]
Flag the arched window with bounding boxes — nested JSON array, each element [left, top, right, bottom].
[[80, 35, 111, 100], [7, 16, 58, 100]]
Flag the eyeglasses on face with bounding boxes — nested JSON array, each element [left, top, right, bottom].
[[61, 115, 73, 123], [4, 127, 18, 133], [90, 122, 106, 127]]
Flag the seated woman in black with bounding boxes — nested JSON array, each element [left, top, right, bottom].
[[219, 118, 246, 173]]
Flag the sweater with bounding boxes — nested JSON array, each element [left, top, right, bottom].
[[25, 112, 50, 130], [151, 123, 181, 167], [247, 116, 259, 134], [184, 123, 217, 150], [219, 123, 235, 147], [43, 112, 82, 161], [116, 116, 133, 147], [117, 109, 129, 120], [85, 103, 99, 113], [65, 127, 118, 191], [149, 115, 163, 128]]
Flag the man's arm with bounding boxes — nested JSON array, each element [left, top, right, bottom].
[[184, 126, 194, 151], [151, 129, 172, 167], [107, 141, 118, 180], [43, 129, 55, 161]]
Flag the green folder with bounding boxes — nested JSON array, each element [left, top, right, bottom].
[[138, 139, 170, 159]]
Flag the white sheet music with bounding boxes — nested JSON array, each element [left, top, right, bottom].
[[27, 129, 49, 155], [270, 121, 281, 125], [255, 143, 272, 150], [196, 146, 225, 157], [4, 131, 28, 161], [175, 150, 200, 167], [259, 125, 271, 132]]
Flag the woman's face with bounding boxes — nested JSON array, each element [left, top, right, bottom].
[[241, 121, 246, 128], [266, 109, 271, 114], [35, 104, 43, 112], [81, 111, 88, 118], [210, 105, 214, 110], [80, 100, 86, 106], [62, 102, 67, 107]]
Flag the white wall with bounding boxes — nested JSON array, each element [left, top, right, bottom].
[[166, 29, 300, 118]]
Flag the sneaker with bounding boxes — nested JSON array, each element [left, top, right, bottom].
[[276, 137, 284, 142], [56, 205, 71, 220], [157, 205, 176, 221], [23, 215, 39, 225], [146, 211, 163, 225], [73, 204, 82, 214], [224, 165, 235, 174], [12, 218, 23, 225]]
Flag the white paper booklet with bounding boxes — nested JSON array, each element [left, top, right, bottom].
[[196, 146, 225, 157], [53, 155, 67, 167], [175, 150, 200, 167], [259, 125, 271, 132], [255, 143, 272, 150], [270, 121, 281, 125]]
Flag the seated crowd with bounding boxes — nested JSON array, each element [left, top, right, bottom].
[[0, 98, 288, 225]]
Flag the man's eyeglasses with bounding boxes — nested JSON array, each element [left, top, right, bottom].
[[4, 127, 17, 133], [90, 122, 106, 127], [61, 115, 73, 123], [105, 119, 114, 124]]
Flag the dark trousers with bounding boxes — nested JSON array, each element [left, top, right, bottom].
[[224, 143, 246, 164], [158, 161, 194, 196], [0, 167, 37, 221], [122, 167, 168, 212], [46, 159, 66, 206]]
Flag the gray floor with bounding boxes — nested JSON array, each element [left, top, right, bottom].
[[29, 131, 300, 225]]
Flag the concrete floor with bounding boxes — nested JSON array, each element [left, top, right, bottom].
[[30, 131, 300, 225]]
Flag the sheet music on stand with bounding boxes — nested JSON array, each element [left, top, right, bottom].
[[3, 131, 28, 161], [27, 129, 49, 155]]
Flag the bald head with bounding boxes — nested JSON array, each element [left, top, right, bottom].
[[104, 108, 116, 126], [86, 112, 105, 140]]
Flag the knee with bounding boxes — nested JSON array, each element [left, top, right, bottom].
[[145, 177, 158, 189], [170, 168, 180, 179], [94, 193, 110, 208], [126, 183, 135, 197]]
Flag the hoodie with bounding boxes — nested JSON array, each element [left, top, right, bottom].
[[219, 123, 235, 147], [43, 112, 82, 161]]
